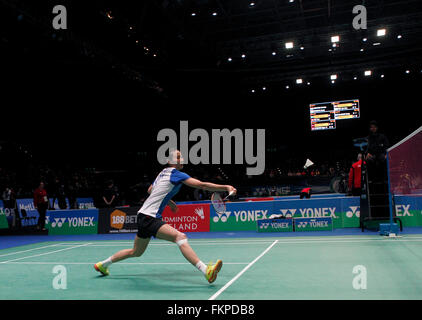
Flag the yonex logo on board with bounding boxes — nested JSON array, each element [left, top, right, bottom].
[[346, 206, 360, 218], [297, 221, 308, 228], [50, 217, 94, 228], [213, 211, 231, 223]]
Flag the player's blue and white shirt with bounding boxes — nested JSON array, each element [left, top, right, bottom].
[[139, 167, 190, 219]]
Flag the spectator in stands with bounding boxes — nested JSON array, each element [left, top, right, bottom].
[[2, 186, 15, 209], [300, 187, 311, 199], [348, 153, 364, 196], [102, 180, 116, 208], [33, 182, 48, 231], [56, 178, 68, 209]]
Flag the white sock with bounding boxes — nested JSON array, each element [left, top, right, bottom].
[[101, 257, 113, 268], [195, 261, 207, 274]]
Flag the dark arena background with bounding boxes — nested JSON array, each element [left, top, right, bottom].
[[1, 0, 422, 311]]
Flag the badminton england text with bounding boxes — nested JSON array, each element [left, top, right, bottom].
[[157, 121, 265, 175]]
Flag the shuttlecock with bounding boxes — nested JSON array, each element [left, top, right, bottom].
[[304, 159, 314, 169]]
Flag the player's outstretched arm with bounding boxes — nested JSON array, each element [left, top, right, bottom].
[[183, 177, 236, 195]]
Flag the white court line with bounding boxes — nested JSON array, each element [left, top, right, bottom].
[[0, 243, 60, 258], [51, 237, 422, 247], [0, 243, 91, 265], [4, 262, 248, 265], [49, 235, 422, 246], [55, 242, 275, 247], [209, 240, 279, 301]]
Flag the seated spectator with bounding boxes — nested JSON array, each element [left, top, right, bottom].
[[300, 187, 312, 199], [102, 180, 116, 208]]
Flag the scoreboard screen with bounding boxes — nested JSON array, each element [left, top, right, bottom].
[[310, 99, 360, 131]]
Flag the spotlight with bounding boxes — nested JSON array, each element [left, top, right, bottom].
[[212, 12, 217, 16], [307, 82, 311, 85], [364, 70, 372, 76], [380, 74, 385, 78], [330, 74, 337, 80], [289, 0, 294, 3], [353, 76, 358, 80], [377, 29, 386, 37], [251, 89, 255, 93], [373, 42, 381, 46], [300, 46, 304, 50], [332, 43, 337, 48], [285, 85, 290, 89], [331, 80, 335, 84], [227, 57, 232, 62], [249, 2, 255, 7], [296, 79, 303, 84], [405, 70, 410, 74], [285, 42, 294, 49], [360, 48, 364, 52], [191, 12, 196, 16], [262, 86, 266, 91], [397, 35, 402, 39], [331, 35, 340, 43], [241, 54, 246, 59], [362, 38, 367, 42], [272, 51, 277, 56]]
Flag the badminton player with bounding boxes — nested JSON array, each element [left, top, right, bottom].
[[94, 150, 236, 283]]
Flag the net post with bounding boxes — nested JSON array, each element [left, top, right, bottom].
[[386, 152, 394, 235]]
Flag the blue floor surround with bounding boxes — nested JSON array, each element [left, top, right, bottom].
[[1, 227, 422, 250]]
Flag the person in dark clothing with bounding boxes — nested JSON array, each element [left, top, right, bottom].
[[51, 178, 67, 209], [300, 187, 311, 199], [365, 121, 390, 182], [33, 182, 48, 231], [102, 181, 116, 208]]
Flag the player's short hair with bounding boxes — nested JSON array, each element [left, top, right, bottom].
[[167, 149, 180, 165]]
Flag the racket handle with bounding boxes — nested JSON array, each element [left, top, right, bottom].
[[224, 190, 235, 200]]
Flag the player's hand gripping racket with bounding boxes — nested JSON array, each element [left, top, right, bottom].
[[211, 190, 235, 215]]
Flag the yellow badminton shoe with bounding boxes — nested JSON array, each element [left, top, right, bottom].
[[94, 262, 109, 276], [205, 260, 223, 283]]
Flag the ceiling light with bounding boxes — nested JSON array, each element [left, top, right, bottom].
[[331, 35, 340, 43], [285, 42, 294, 49], [364, 70, 372, 76], [330, 74, 337, 80], [377, 29, 386, 36]]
